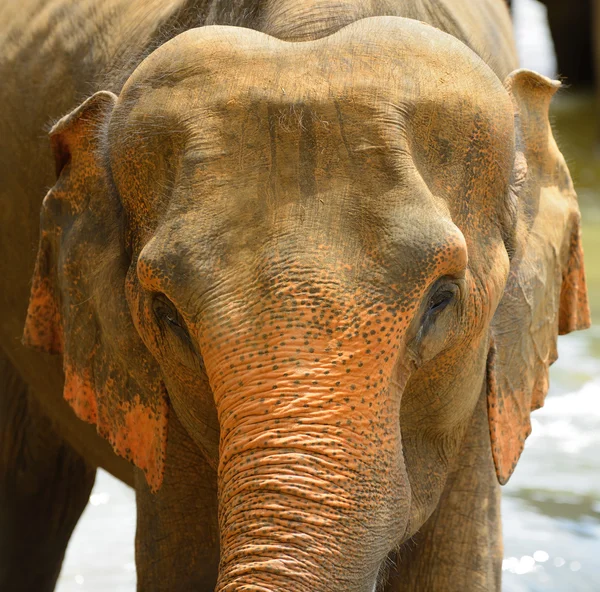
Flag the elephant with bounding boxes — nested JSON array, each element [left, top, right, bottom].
[[0, 0, 590, 591]]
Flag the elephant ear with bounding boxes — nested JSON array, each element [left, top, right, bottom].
[[487, 70, 591, 484], [23, 92, 168, 491]]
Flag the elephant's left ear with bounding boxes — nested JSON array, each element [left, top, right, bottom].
[[488, 70, 591, 485]]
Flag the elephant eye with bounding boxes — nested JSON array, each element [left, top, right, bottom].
[[424, 282, 459, 320], [152, 294, 192, 343]]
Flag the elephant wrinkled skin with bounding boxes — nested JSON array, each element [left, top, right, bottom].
[[0, 1, 590, 591]]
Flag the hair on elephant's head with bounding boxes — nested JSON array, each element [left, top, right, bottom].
[[23, 16, 589, 591]]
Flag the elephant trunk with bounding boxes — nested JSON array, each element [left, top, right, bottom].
[[195, 269, 413, 589], [207, 347, 409, 591]]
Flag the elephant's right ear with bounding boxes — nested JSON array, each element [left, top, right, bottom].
[[23, 91, 117, 354], [23, 91, 169, 492], [487, 70, 591, 485]]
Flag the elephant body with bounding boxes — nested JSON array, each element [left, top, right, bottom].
[[0, 1, 589, 591]]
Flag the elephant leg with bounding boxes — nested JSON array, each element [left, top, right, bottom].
[[135, 409, 219, 591], [543, 0, 594, 86], [384, 386, 502, 592], [0, 348, 96, 592]]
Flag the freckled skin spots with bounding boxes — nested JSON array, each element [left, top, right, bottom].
[[63, 365, 98, 423], [23, 258, 63, 355], [117, 22, 512, 588], [17, 14, 590, 592]]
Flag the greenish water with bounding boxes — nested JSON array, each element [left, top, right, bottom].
[[502, 91, 600, 592]]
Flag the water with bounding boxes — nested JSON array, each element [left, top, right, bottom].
[[502, 328, 600, 591], [57, 473, 136, 591], [56, 1, 600, 590]]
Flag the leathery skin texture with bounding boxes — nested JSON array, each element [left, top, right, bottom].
[[20, 13, 590, 592], [116, 21, 511, 589]]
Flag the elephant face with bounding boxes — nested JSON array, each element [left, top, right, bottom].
[[23, 17, 589, 591]]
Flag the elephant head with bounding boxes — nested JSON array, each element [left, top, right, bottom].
[[23, 17, 589, 591]]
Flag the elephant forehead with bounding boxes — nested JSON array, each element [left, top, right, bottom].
[[111, 16, 513, 154], [109, 17, 513, 239], [117, 16, 509, 104]]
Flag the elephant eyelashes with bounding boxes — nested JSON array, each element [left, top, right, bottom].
[[409, 281, 462, 364], [424, 283, 459, 319], [152, 294, 192, 344]]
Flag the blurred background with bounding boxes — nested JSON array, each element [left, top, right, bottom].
[[55, 1, 600, 590]]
